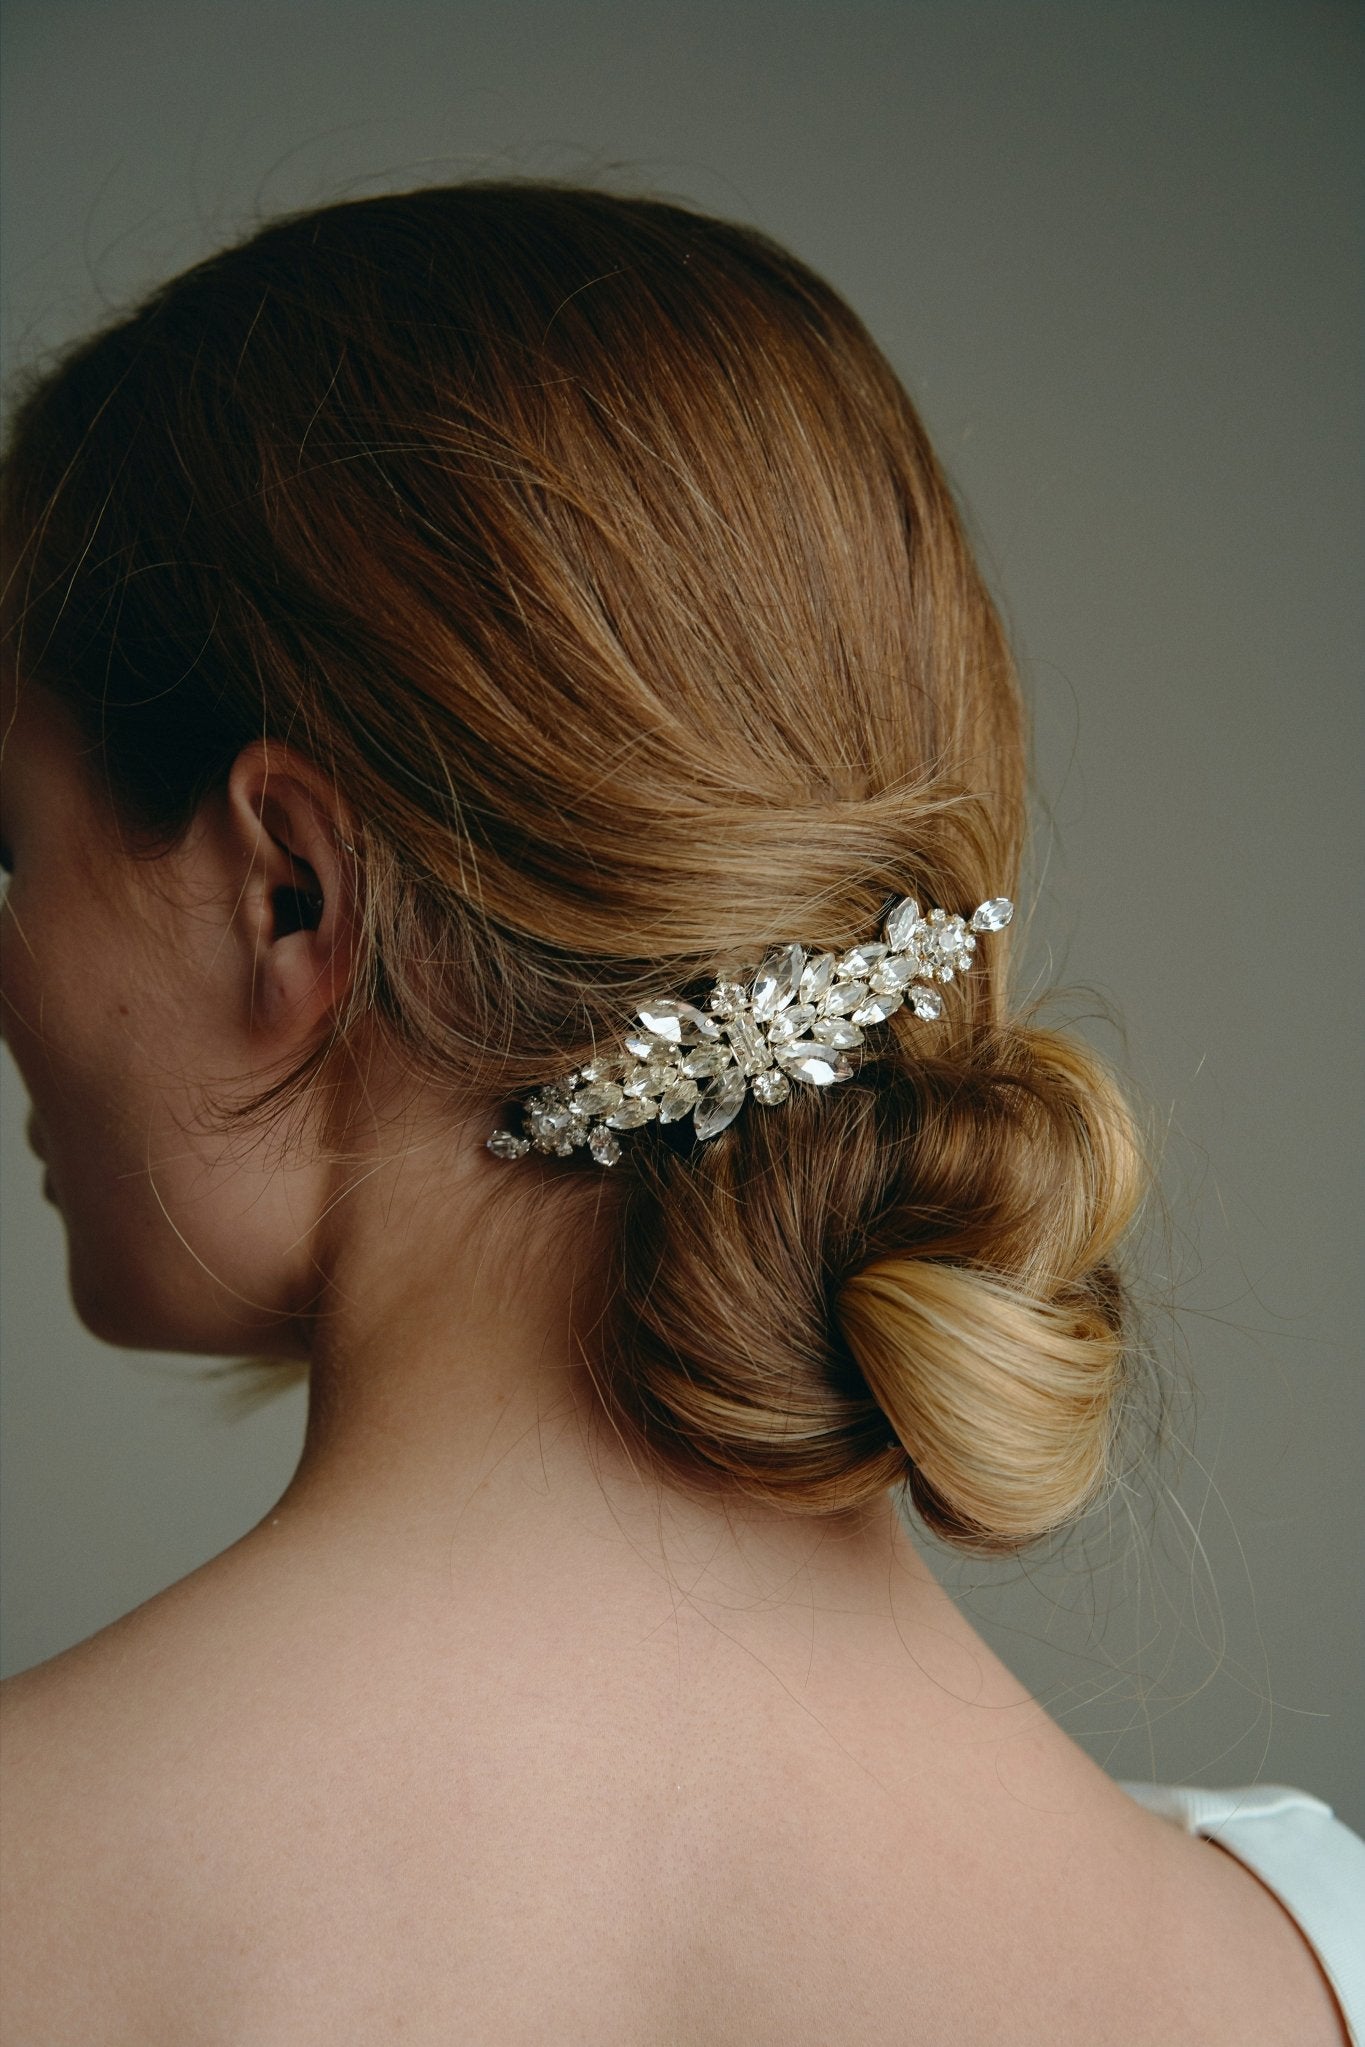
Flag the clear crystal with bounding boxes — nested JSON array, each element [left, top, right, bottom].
[[658, 1074, 700, 1122], [822, 979, 869, 1016], [851, 990, 904, 1025], [936, 965, 954, 982], [588, 1126, 621, 1165], [970, 897, 1013, 933], [811, 1017, 864, 1048], [955, 950, 974, 971], [681, 1042, 731, 1078], [798, 952, 837, 1007], [750, 1067, 791, 1106], [751, 944, 806, 1022], [706, 979, 749, 1017], [883, 897, 921, 951], [908, 984, 944, 1020], [929, 908, 948, 925], [487, 1129, 530, 1160], [725, 1013, 773, 1074], [623, 1058, 678, 1098], [836, 941, 888, 977], [870, 955, 920, 994], [606, 1096, 657, 1128], [635, 998, 721, 1044], [624, 1030, 674, 1062], [573, 1080, 624, 1117], [775, 1041, 854, 1085], [693, 1067, 748, 1140], [766, 1003, 817, 1044]]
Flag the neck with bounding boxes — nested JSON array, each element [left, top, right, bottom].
[[243, 1101, 926, 1639]]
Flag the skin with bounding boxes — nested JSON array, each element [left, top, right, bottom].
[[0, 672, 1348, 2045]]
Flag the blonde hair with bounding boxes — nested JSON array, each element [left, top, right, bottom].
[[0, 178, 1149, 1552]]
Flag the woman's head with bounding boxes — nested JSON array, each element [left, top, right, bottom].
[[0, 672, 370, 1353], [0, 178, 1147, 1550]]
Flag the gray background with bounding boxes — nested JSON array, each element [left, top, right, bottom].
[[2, 1, 1360, 1830]]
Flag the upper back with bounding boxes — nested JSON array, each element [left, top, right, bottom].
[[0, 1564, 1349, 2047]]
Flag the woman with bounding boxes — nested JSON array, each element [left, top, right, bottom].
[[0, 180, 1358, 2044]]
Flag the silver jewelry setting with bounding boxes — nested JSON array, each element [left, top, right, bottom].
[[487, 895, 1013, 1166]]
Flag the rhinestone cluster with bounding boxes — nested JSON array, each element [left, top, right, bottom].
[[486, 895, 1013, 1166]]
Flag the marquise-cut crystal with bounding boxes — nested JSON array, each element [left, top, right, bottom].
[[635, 998, 721, 1044], [822, 980, 869, 1016], [851, 990, 903, 1025], [588, 1126, 621, 1165], [798, 952, 836, 1007], [606, 1096, 657, 1128], [658, 1074, 701, 1122], [725, 1014, 773, 1074], [573, 1080, 623, 1117], [693, 1067, 748, 1140], [837, 941, 888, 977], [623, 1058, 678, 1098], [907, 984, 944, 1020], [751, 1067, 790, 1106], [682, 1042, 732, 1078], [776, 1041, 853, 1085], [487, 1129, 530, 1160], [970, 897, 1013, 932], [624, 1030, 673, 1062], [870, 955, 921, 994], [811, 1017, 864, 1048], [751, 944, 806, 1022], [883, 897, 922, 951], [766, 1003, 817, 1044]]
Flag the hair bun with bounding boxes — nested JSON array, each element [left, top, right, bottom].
[[836, 1022, 1147, 1550], [600, 1019, 1148, 1554], [837, 1252, 1126, 1550]]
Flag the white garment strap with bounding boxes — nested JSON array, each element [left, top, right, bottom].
[[1122, 1781, 1365, 2045]]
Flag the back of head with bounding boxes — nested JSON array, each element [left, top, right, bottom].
[[0, 178, 1148, 1553]]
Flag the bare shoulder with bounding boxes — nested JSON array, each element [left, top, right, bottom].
[[1, 1634, 180, 2045], [0, 1595, 1350, 2047], [0, 1585, 287, 2046], [1102, 1791, 1351, 2047]]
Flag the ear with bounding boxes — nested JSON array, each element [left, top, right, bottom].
[[222, 740, 362, 1045]]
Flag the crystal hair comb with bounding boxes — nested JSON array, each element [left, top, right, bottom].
[[486, 895, 1014, 1166]]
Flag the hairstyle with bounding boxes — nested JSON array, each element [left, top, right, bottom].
[[0, 178, 1150, 1552]]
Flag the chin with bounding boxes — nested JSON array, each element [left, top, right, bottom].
[[66, 1266, 163, 1351], [63, 1241, 185, 1353]]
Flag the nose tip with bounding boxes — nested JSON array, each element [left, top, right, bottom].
[[25, 1114, 43, 1160]]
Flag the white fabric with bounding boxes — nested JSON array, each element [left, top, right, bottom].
[[1121, 1780, 1365, 2044]]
